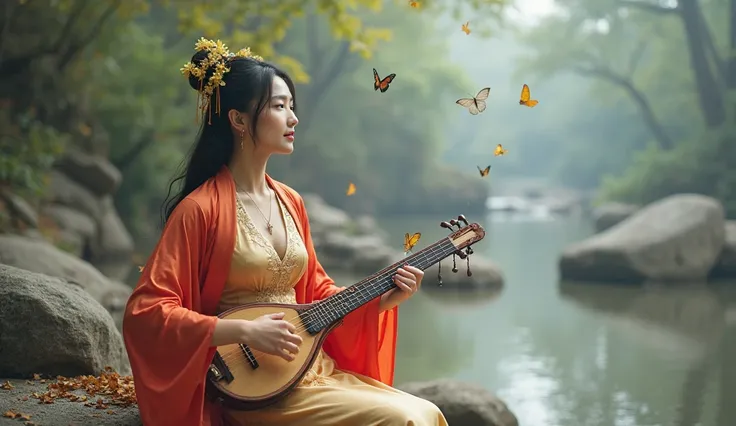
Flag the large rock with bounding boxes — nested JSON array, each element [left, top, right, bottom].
[[88, 196, 135, 282], [54, 150, 123, 197], [593, 202, 639, 232], [0, 234, 131, 312], [301, 193, 351, 235], [711, 221, 736, 279], [399, 380, 518, 426], [560, 194, 726, 282], [42, 203, 97, 257], [0, 189, 38, 228], [0, 264, 129, 378], [48, 169, 104, 220]]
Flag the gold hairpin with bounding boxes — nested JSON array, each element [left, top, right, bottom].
[[180, 37, 264, 124]]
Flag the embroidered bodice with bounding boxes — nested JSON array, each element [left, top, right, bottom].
[[217, 192, 308, 312]]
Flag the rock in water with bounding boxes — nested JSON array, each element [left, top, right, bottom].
[[711, 221, 736, 279], [560, 194, 726, 282], [399, 379, 518, 426], [0, 264, 129, 378]]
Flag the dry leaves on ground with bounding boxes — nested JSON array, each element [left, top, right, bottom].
[[0, 367, 137, 412], [30, 367, 137, 408], [2, 409, 34, 425]]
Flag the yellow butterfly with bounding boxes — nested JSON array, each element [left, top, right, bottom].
[[346, 182, 356, 196], [477, 165, 491, 177], [456, 87, 490, 115], [404, 232, 421, 253], [519, 84, 539, 107], [409, 0, 420, 7], [461, 21, 471, 35], [494, 144, 508, 156]]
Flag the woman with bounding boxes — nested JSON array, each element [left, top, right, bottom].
[[123, 38, 448, 426]]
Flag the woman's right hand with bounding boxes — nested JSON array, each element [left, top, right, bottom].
[[243, 312, 303, 361]]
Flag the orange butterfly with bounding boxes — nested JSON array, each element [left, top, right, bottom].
[[494, 144, 508, 156], [477, 165, 491, 177], [409, 0, 420, 7], [461, 22, 471, 35], [404, 232, 421, 253], [373, 68, 396, 93], [519, 84, 539, 107], [346, 182, 356, 196], [456, 87, 490, 115]]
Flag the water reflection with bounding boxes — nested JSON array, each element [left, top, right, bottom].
[[559, 280, 735, 426]]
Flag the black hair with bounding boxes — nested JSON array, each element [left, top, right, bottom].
[[160, 50, 297, 226]]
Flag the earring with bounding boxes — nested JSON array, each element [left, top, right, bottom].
[[240, 129, 244, 150]]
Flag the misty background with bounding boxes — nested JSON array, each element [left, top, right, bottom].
[[1, 0, 735, 425]]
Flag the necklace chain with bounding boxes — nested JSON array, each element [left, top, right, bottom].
[[235, 183, 274, 235]]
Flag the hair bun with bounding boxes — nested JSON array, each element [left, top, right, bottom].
[[187, 50, 211, 91]]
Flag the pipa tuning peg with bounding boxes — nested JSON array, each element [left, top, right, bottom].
[[457, 215, 469, 226], [455, 250, 467, 260], [465, 247, 474, 255], [440, 221, 453, 230]]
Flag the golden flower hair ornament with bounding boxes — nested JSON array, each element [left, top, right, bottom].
[[180, 37, 264, 124]]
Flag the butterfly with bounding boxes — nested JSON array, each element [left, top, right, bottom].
[[373, 68, 396, 93], [404, 232, 421, 253], [461, 21, 471, 35], [138, 265, 144, 272], [409, 0, 420, 7], [456, 87, 490, 115], [519, 84, 539, 107], [494, 144, 508, 156], [346, 182, 356, 196], [477, 165, 491, 177]]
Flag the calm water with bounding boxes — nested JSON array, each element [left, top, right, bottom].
[[330, 212, 736, 426]]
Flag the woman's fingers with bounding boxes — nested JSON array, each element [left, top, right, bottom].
[[393, 275, 414, 292]]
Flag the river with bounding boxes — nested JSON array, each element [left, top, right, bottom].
[[328, 211, 736, 426]]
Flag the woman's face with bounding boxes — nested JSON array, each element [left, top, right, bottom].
[[254, 76, 298, 155]]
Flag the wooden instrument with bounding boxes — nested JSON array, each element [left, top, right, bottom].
[[205, 215, 485, 411]]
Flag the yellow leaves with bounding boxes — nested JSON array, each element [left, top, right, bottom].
[[2, 409, 32, 421], [350, 28, 393, 59], [271, 55, 310, 84], [117, 1, 150, 19]]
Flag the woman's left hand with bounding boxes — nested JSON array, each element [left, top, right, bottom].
[[379, 264, 424, 312]]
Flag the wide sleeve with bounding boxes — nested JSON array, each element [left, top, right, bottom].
[[122, 198, 218, 426], [297, 196, 398, 386]]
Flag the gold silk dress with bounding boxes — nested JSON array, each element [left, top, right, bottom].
[[218, 194, 448, 426]]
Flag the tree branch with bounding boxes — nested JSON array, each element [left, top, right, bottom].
[[571, 64, 674, 150], [616, 0, 678, 14], [300, 41, 352, 133], [306, 12, 325, 75], [627, 39, 648, 76], [678, 0, 725, 127], [728, 0, 736, 90], [58, 0, 121, 71], [112, 129, 155, 172], [0, 0, 17, 66], [695, 3, 727, 87], [53, 0, 88, 51]]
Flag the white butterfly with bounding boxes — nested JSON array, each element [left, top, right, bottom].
[[456, 87, 490, 115]]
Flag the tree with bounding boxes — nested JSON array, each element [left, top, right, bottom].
[[515, 0, 736, 214]]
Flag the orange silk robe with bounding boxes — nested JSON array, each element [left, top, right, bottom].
[[122, 166, 398, 426]]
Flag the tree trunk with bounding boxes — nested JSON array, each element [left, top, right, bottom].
[[678, 0, 725, 127], [729, 0, 736, 90]]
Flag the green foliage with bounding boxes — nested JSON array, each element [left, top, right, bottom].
[[513, 0, 734, 214], [0, 109, 68, 196]]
